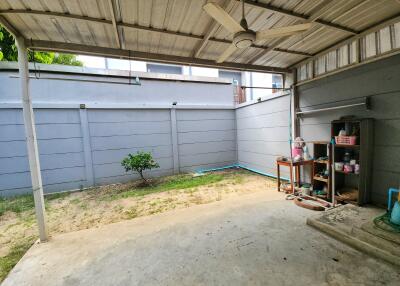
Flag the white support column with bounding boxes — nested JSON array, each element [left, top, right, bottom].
[[171, 106, 180, 174], [290, 70, 298, 183], [16, 37, 48, 242], [290, 70, 298, 140], [170, 107, 180, 174], [79, 106, 95, 187]]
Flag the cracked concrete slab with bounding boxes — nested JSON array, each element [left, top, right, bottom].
[[2, 192, 399, 286]]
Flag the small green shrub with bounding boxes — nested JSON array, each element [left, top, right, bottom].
[[121, 152, 160, 184]]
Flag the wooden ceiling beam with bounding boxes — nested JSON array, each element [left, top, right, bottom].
[[26, 39, 290, 73]]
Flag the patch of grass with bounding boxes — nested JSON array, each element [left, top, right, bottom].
[[79, 202, 89, 210], [20, 215, 36, 228], [124, 207, 138, 219], [70, 198, 81, 204], [45, 192, 70, 201], [233, 176, 245, 184], [0, 192, 73, 217], [0, 195, 35, 217], [0, 236, 36, 283], [103, 173, 225, 201]]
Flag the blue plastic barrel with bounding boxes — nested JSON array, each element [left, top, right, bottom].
[[391, 201, 400, 225], [388, 188, 400, 225]]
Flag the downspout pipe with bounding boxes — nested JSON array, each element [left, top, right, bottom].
[[196, 164, 290, 182]]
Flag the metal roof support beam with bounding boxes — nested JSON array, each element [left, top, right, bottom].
[[16, 37, 48, 243], [239, 0, 357, 35], [0, 15, 22, 37], [192, 0, 234, 58], [246, 0, 355, 64], [290, 13, 400, 69], [107, 0, 122, 49], [26, 39, 290, 74], [0, 9, 311, 58]]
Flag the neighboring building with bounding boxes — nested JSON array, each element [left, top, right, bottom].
[[77, 56, 283, 102]]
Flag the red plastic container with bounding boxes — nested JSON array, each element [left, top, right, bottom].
[[292, 147, 302, 157], [335, 136, 357, 145]]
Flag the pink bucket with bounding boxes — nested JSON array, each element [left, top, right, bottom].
[[292, 147, 302, 157]]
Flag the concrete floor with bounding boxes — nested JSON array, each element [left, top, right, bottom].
[[307, 204, 400, 267], [3, 192, 399, 286]]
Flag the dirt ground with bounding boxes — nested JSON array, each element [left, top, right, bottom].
[[0, 169, 277, 262]]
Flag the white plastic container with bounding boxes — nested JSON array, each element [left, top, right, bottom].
[[335, 162, 344, 171]]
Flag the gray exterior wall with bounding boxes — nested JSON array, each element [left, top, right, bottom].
[[87, 109, 174, 186], [236, 95, 291, 178], [177, 110, 237, 172], [0, 66, 236, 196], [0, 107, 236, 196], [0, 64, 234, 107], [0, 108, 86, 196], [298, 54, 400, 206]]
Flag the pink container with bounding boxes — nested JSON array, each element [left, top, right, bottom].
[[335, 136, 357, 145], [292, 147, 302, 157], [343, 164, 353, 173]]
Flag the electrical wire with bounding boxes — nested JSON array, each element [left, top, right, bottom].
[[30, 38, 40, 79], [128, 49, 131, 85]]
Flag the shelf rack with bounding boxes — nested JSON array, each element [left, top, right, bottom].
[[312, 141, 332, 203], [331, 118, 373, 205]]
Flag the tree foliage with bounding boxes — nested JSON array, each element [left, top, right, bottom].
[[0, 26, 83, 66], [121, 152, 160, 184]]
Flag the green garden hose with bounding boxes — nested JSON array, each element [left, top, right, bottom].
[[373, 211, 400, 233]]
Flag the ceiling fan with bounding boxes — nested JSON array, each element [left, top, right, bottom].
[[203, 0, 313, 63]]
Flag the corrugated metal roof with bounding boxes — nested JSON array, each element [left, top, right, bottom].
[[0, 0, 399, 72]]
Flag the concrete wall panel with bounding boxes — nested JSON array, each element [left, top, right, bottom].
[[0, 67, 235, 196], [176, 110, 237, 172], [236, 96, 291, 178]]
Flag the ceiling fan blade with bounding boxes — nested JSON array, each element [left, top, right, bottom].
[[216, 44, 238, 63], [256, 23, 312, 42], [203, 2, 245, 34]]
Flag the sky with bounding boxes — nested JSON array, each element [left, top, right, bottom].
[[77, 55, 147, 71]]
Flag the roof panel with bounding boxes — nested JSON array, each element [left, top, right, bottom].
[[1, 0, 399, 72]]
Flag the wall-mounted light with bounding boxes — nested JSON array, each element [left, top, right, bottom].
[[134, 76, 141, 85]]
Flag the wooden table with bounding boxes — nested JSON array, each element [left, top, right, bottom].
[[276, 159, 314, 194]]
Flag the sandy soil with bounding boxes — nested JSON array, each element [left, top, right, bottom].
[[0, 170, 278, 258]]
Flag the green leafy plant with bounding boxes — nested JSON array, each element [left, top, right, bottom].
[[0, 25, 83, 66], [121, 152, 160, 184]]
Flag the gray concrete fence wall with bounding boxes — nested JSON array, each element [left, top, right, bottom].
[[177, 109, 237, 173], [297, 53, 400, 206], [0, 64, 294, 197], [235, 94, 291, 179], [0, 65, 236, 196], [0, 107, 236, 196]]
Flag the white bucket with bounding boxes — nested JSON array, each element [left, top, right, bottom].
[[335, 162, 344, 171]]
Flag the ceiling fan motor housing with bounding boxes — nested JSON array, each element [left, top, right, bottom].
[[233, 30, 256, 49]]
